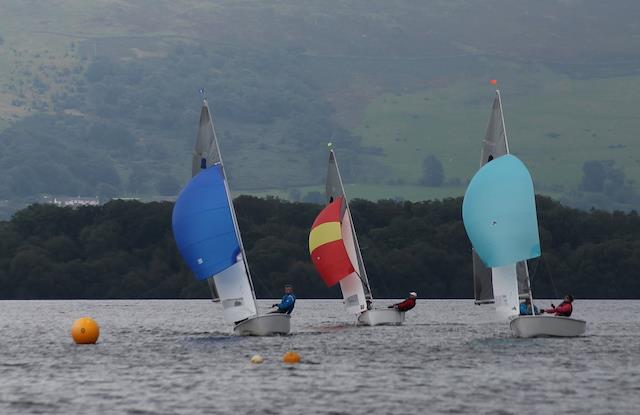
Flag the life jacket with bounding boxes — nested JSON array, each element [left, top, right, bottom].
[[396, 297, 416, 312], [278, 293, 296, 314], [554, 301, 572, 317]]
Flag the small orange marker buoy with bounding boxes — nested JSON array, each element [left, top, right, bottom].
[[282, 351, 301, 364], [71, 317, 100, 344], [489, 79, 498, 85]]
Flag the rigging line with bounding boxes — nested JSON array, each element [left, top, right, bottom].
[[360, 240, 392, 300], [529, 258, 541, 282], [243, 262, 276, 300], [253, 275, 277, 300], [352, 269, 372, 298], [362, 254, 393, 298], [542, 256, 561, 300]]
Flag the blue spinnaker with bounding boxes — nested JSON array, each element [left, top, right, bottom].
[[462, 154, 541, 268], [172, 165, 240, 280]]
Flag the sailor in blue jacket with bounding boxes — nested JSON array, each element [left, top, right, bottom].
[[271, 284, 296, 314], [519, 297, 539, 315]]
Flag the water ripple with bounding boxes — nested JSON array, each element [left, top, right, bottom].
[[0, 299, 639, 414]]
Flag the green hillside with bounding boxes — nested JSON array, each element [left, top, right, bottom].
[[353, 72, 640, 191], [1, 0, 640, 215]]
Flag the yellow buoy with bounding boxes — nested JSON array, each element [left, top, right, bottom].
[[71, 317, 100, 344], [250, 354, 264, 364], [282, 351, 301, 364]]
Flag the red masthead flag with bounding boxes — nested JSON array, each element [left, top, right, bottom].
[[489, 79, 498, 85], [308, 196, 355, 287]]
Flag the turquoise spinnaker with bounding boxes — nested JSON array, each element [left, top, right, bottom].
[[462, 154, 541, 268]]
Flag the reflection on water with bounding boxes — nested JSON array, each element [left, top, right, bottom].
[[0, 299, 639, 414]]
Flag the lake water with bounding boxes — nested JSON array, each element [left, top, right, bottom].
[[0, 299, 639, 414]]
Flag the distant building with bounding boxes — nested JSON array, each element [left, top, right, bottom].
[[43, 195, 101, 208], [149, 195, 177, 203]]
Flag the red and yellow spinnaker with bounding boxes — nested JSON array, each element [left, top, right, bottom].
[[309, 196, 355, 287]]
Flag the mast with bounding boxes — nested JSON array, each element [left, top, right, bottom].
[[206, 278, 220, 302], [496, 90, 536, 313], [523, 260, 535, 314], [474, 90, 507, 305], [203, 99, 259, 314], [496, 89, 510, 154], [328, 145, 373, 299], [474, 88, 535, 309]]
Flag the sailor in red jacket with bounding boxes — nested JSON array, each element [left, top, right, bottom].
[[542, 294, 574, 317], [388, 292, 417, 312]]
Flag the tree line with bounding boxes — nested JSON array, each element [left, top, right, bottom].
[[0, 196, 639, 300]]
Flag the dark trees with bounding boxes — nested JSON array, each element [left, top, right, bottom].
[[0, 196, 639, 300]]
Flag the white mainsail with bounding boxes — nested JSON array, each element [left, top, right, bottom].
[[340, 207, 368, 314], [491, 264, 520, 318]]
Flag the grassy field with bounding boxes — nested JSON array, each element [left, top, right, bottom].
[[350, 71, 640, 191], [1, 1, 640, 204]]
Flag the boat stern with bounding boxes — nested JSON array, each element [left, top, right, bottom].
[[510, 315, 586, 338], [357, 308, 405, 326], [233, 314, 291, 336]]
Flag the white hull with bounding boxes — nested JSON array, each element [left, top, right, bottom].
[[357, 308, 405, 326], [510, 315, 586, 338], [233, 314, 291, 336]]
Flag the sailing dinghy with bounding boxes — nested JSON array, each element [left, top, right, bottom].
[[308, 145, 404, 326], [172, 99, 290, 336], [462, 90, 585, 338]]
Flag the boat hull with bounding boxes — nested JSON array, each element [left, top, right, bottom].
[[357, 308, 405, 326], [510, 315, 586, 338], [233, 314, 291, 336]]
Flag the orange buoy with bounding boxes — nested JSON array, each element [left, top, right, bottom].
[[71, 317, 100, 344], [489, 79, 498, 85], [282, 351, 301, 364]]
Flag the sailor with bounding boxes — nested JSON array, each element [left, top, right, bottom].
[[519, 297, 539, 315], [541, 294, 573, 317], [270, 284, 296, 314], [388, 292, 417, 312]]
